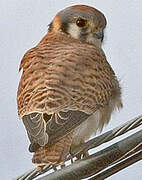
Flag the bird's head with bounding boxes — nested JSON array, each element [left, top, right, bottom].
[[49, 5, 107, 47]]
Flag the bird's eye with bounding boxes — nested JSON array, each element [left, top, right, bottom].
[[76, 18, 87, 27]]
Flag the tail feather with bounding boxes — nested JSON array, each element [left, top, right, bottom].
[[32, 133, 72, 166]]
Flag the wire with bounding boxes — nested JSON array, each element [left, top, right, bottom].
[[89, 150, 142, 180]]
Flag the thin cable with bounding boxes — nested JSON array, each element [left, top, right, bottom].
[[89, 150, 142, 180]]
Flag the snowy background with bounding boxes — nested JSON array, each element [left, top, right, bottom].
[[0, 0, 142, 179]]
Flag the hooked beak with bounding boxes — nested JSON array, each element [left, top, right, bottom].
[[95, 30, 104, 42]]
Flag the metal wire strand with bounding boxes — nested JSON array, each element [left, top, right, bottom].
[[89, 150, 142, 180]]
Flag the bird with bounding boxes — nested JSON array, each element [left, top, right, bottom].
[[17, 4, 122, 167]]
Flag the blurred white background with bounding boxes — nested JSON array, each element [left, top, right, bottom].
[[0, 0, 142, 179]]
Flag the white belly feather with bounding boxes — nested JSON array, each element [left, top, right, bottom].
[[72, 95, 122, 147]]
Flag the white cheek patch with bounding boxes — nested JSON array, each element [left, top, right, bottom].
[[68, 23, 80, 39]]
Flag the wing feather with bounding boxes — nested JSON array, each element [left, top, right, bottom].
[[47, 110, 90, 144], [22, 110, 90, 152], [22, 113, 48, 147]]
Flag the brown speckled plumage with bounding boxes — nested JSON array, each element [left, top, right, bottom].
[[17, 5, 122, 166], [18, 32, 118, 116]]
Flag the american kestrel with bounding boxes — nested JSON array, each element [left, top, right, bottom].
[[17, 5, 122, 166]]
